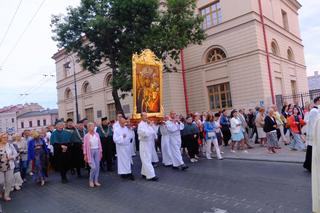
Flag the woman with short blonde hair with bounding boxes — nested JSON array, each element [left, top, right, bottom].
[[83, 122, 103, 187], [0, 133, 18, 201]]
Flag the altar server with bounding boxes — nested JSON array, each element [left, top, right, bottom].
[[166, 111, 188, 170], [113, 117, 134, 180], [159, 115, 173, 166], [312, 108, 320, 213], [138, 112, 159, 181]]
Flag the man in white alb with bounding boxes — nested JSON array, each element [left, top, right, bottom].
[[138, 112, 159, 181], [160, 115, 173, 166], [311, 97, 320, 213], [166, 111, 188, 170], [113, 116, 135, 180]]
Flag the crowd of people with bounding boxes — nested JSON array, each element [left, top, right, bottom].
[[0, 96, 319, 202]]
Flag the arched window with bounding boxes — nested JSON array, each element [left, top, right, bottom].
[[65, 88, 72, 99], [82, 81, 91, 94], [287, 47, 294, 61], [271, 40, 280, 56], [206, 48, 226, 63], [105, 74, 112, 88]]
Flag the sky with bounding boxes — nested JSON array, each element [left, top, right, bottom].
[[0, 0, 319, 109]]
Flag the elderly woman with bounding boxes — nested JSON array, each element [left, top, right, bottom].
[[13, 134, 27, 181], [11, 134, 24, 190], [83, 122, 103, 188], [255, 107, 266, 146], [0, 133, 18, 201], [28, 131, 48, 186], [264, 108, 279, 154]]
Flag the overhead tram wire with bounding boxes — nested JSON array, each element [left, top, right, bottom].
[[0, 0, 47, 69], [18, 73, 55, 102], [16, 74, 49, 102], [0, 0, 24, 50], [20, 73, 55, 103]]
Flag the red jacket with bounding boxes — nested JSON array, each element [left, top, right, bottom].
[[287, 115, 305, 134]]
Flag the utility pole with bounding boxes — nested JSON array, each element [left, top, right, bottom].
[[65, 54, 80, 123]]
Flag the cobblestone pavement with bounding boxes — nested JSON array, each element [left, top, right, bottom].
[[2, 157, 311, 213]]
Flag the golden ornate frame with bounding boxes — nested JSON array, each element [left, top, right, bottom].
[[132, 49, 164, 119]]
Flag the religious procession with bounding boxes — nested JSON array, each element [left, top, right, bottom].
[[0, 96, 318, 209]]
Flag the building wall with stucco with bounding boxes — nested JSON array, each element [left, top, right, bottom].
[[53, 0, 308, 120]]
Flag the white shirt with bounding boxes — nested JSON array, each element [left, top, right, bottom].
[[230, 117, 242, 134], [89, 134, 99, 149]]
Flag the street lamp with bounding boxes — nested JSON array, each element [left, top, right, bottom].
[[65, 54, 80, 123]]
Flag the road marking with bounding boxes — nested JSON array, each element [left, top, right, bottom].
[[211, 207, 228, 213]]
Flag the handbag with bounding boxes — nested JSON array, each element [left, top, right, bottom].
[[207, 132, 216, 138]]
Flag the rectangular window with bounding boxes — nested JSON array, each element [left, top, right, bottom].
[[107, 103, 116, 121], [29, 121, 32, 128], [67, 112, 74, 120], [43, 119, 47, 126], [208, 82, 232, 111], [21, 122, 24, 129], [281, 10, 289, 30], [37, 120, 41, 126], [11, 118, 14, 123], [97, 110, 102, 118], [85, 108, 94, 122], [200, 1, 222, 29], [291, 80, 297, 95], [63, 62, 71, 78]]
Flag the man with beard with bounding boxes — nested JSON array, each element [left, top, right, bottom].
[[96, 117, 115, 172], [65, 118, 84, 178], [50, 120, 72, 183]]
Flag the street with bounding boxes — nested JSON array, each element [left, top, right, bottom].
[[2, 157, 311, 213]]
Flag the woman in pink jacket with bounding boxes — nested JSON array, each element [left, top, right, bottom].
[[83, 122, 103, 188]]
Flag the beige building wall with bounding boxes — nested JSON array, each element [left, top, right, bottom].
[[53, 0, 307, 117], [182, 0, 307, 113]]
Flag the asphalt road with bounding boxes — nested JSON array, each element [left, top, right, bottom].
[[2, 157, 311, 213]]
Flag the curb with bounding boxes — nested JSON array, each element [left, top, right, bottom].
[[223, 156, 304, 164]]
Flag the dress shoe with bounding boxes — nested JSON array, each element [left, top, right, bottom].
[[129, 174, 135, 181], [147, 176, 159, 181], [181, 165, 188, 171]]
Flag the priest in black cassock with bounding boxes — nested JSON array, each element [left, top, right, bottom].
[[65, 118, 84, 177], [50, 120, 72, 183], [96, 117, 115, 172]]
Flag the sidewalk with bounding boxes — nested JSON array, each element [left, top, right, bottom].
[[220, 143, 306, 163]]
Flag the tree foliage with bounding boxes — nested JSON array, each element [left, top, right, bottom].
[[51, 0, 205, 114]]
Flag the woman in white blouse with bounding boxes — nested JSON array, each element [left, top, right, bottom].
[[83, 123, 103, 188]]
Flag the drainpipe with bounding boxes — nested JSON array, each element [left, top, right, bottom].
[[258, 0, 275, 104], [180, 49, 189, 114]]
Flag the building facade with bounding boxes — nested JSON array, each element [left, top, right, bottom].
[[0, 103, 44, 134], [308, 71, 320, 91], [17, 109, 59, 134], [53, 0, 308, 121]]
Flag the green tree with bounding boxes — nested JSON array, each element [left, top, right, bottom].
[[51, 0, 205, 114]]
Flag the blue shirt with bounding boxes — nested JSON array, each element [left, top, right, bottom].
[[220, 115, 230, 127], [204, 121, 217, 140]]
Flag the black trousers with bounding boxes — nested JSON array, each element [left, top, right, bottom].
[[59, 151, 71, 180], [184, 134, 199, 158], [101, 136, 115, 170], [303, 145, 312, 172], [221, 126, 231, 146], [53, 144, 71, 180]]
